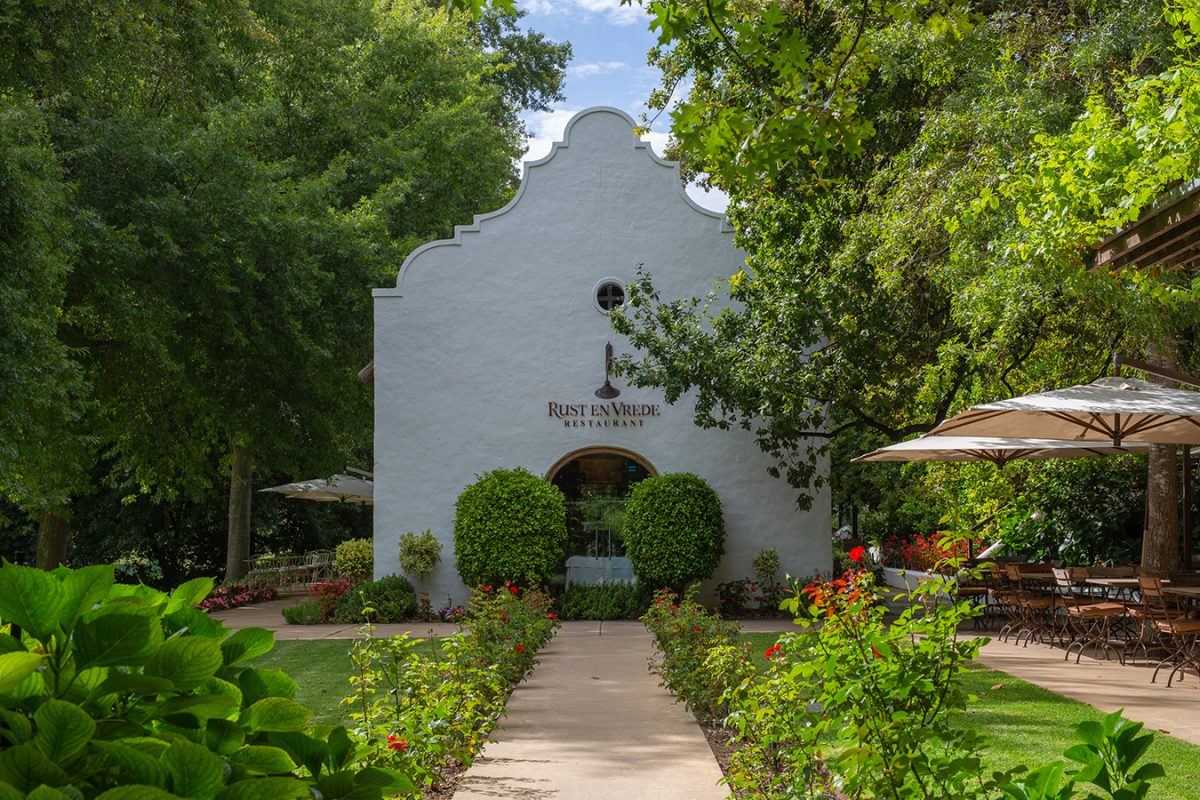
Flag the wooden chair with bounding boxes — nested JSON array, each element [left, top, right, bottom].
[[1053, 568, 1126, 664], [1137, 577, 1200, 687], [1006, 564, 1058, 647], [993, 564, 1023, 642]]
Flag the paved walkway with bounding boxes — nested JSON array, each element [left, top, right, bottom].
[[452, 621, 727, 800], [973, 634, 1200, 744], [211, 600, 1200, 795]]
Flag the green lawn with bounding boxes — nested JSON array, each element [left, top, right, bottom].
[[741, 632, 1200, 799], [248, 638, 438, 727]]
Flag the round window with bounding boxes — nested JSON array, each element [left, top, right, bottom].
[[593, 279, 626, 313]]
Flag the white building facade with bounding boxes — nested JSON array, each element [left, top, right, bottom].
[[371, 108, 830, 605]]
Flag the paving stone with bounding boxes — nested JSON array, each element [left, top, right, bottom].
[[452, 621, 727, 800]]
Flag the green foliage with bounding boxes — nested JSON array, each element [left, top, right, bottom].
[[0, 561, 411, 798], [644, 539, 1169, 799], [996, 712, 1166, 800], [612, 0, 1178, 518], [346, 584, 557, 795], [280, 600, 322, 626], [640, 588, 741, 719], [751, 548, 779, 587], [453, 467, 567, 587], [995, 457, 1147, 564], [334, 539, 373, 583], [626, 0, 973, 190], [553, 583, 654, 620], [0, 0, 566, 577], [0, 97, 82, 512], [397, 530, 442, 579], [333, 576, 417, 624], [623, 473, 725, 590]]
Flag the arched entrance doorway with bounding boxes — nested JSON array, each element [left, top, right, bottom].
[[547, 447, 656, 560]]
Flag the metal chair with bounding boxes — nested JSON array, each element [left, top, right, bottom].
[[1137, 577, 1200, 686], [1053, 568, 1126, 664]]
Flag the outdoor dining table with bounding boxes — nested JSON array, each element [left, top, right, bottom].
[[1084, 577, 1142, 589], [1082, 576, 1146, 602]]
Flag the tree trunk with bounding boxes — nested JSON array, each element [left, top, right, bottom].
[[1142, 344, 1181, 574], [1142, 443, 1179, 573], [36, 510, 69, 570], [225, 444, 253, 583]]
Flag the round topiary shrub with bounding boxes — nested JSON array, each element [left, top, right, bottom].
[[398, 529, 442, 579], [334, 538, 373, 582], [454, 467, 567, 587], [623, 472, 725, 590]]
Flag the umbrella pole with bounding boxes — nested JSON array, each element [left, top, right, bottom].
[[1185, 445, 1194, 568]]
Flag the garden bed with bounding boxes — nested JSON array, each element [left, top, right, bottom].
[[643, 576, 1189, 800]]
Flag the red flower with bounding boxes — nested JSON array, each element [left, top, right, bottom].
[[765, 644, 783, 661], [482, 585, 492, 592], [509, 586, 519, 594], [514, 644, 525, 653], [547, 612, 558, 619], [693, 625, 702, 632], [386, 735, 408, 753], [848, 545, 867, 563]]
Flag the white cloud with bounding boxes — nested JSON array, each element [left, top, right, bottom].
[[521, 106, 583, 165], [518, 0, 644, 26], [569, 60, 628, 78]]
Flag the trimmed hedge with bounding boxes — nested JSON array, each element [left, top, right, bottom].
[[333, 574, 417, 623], [554, 582, 656, 620], [453, 467, 567, 586], [623, 472, 725, 590]]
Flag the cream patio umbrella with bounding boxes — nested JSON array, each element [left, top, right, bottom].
[[260, 473, 374, 505], [924, 375, 1200, 566], [924, 377, 1200, 446], [852, 435, 1152, 562], [853, 436, 1150, 467]]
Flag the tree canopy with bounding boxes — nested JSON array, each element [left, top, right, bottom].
[[0, 0, 568, 577], [613, 0, 1195, 530]]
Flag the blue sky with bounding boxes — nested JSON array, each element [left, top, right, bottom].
[[515, 0, 728, 212]]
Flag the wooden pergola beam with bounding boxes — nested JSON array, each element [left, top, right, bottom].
[[1092, 178, 1200, 273]]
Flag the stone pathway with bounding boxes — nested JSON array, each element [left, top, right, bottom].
[[452, 621, 727, 800]]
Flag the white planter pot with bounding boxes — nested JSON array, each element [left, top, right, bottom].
[[881, 566, 956, 598]]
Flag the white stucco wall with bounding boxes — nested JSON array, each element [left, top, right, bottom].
[[372, 107, 830, 606]]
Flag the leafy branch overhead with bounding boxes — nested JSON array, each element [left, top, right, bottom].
[[611, 0, 1197, 509]]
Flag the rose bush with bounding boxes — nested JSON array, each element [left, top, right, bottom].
[[642, 538, 1168, 800], [345, 581, 558, 796]]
